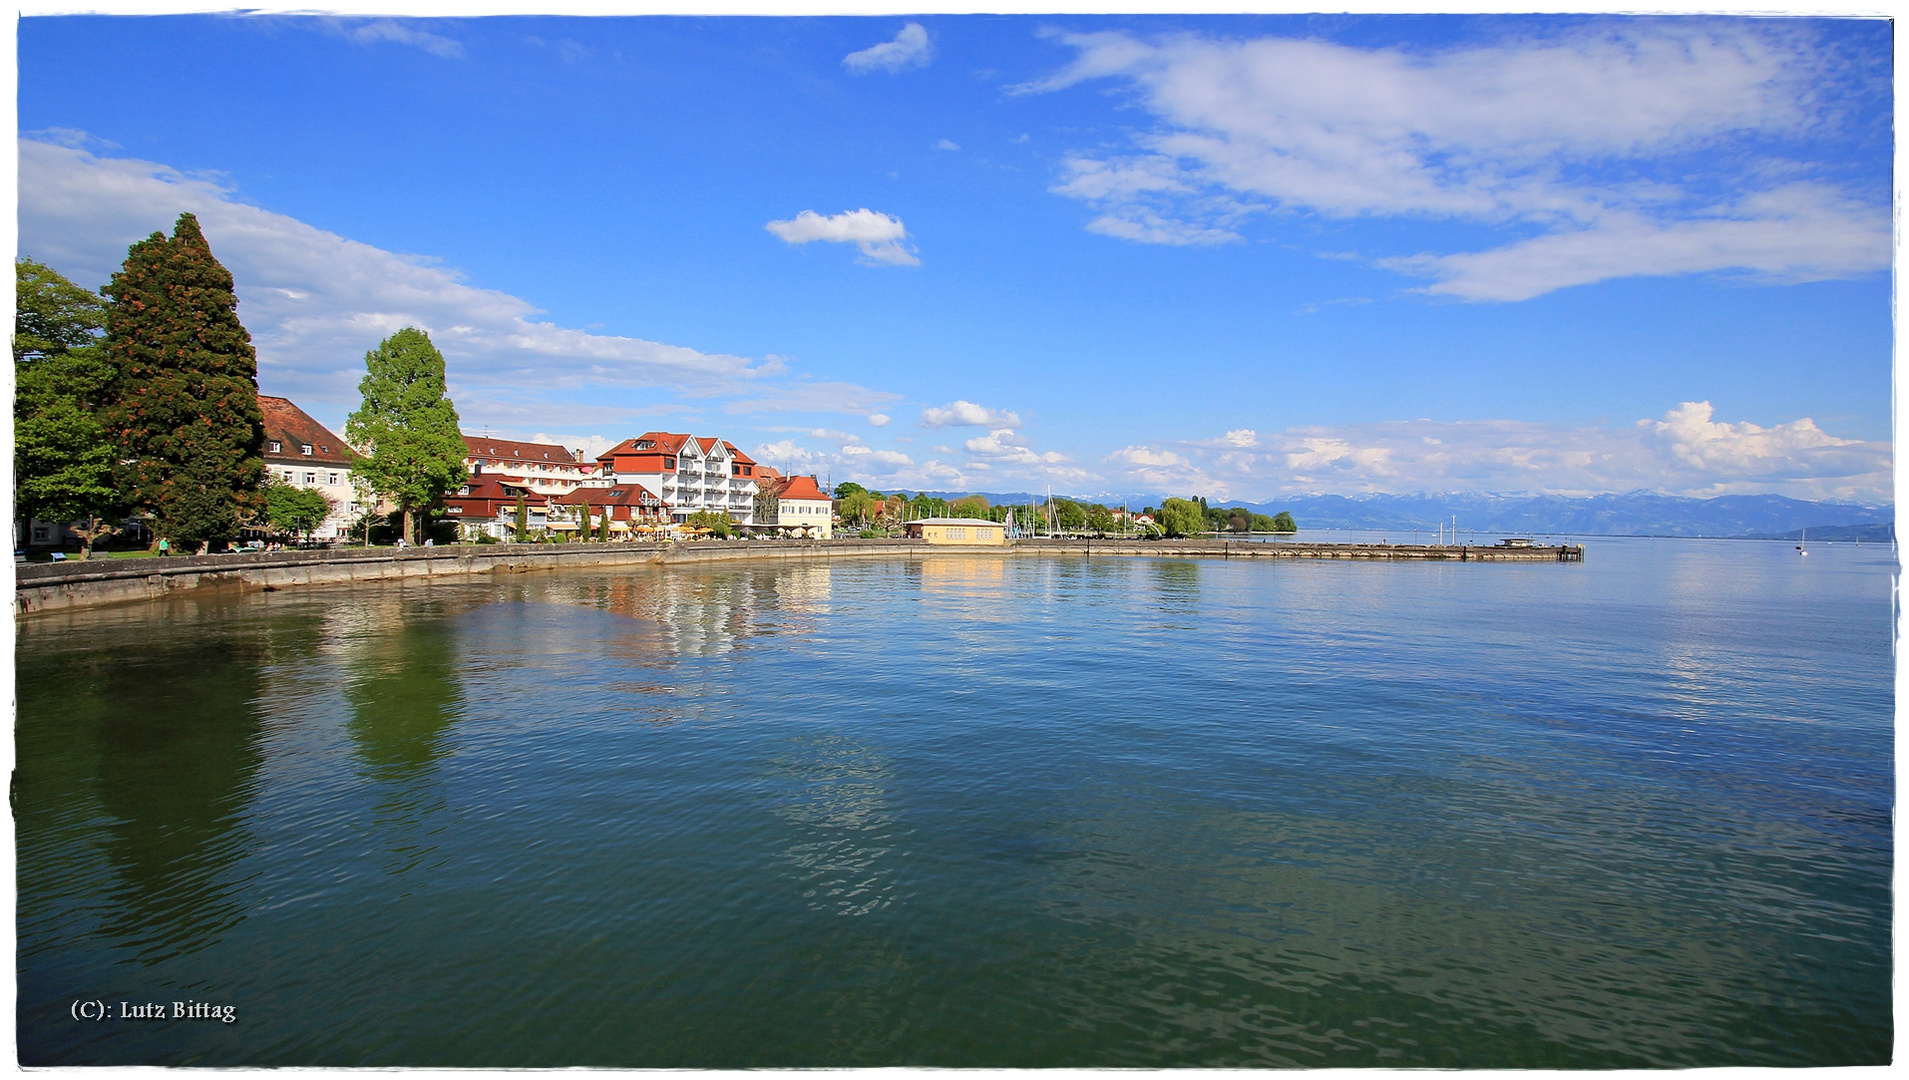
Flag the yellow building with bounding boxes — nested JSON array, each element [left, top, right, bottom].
[[904, 517, 1007, 545]]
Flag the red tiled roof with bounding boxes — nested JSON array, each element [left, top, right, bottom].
[[776, 475, 830, 502], [259, 396, 355, 466], [550, 484, 665, 508], [599, 432, 754, 467], [597, 432, 697, 462], [463, 435, 582, 465]]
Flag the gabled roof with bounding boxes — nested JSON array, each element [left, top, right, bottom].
[[463, 435, 581, 465], [259, 396, 355, 466], [775, 475, 830, 502], [599, 432, 694, 461], [598, 432, 754, 467]]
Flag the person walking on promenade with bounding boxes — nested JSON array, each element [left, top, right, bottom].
[[157, 537, 169, 557]]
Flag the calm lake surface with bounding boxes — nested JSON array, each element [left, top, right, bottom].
[[15, 538, 1895, 1066]]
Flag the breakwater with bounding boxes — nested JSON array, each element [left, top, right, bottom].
[[13, 537, 1582, 615]]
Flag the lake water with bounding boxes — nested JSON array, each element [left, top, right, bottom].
[[14, 538, 1895, 1066]]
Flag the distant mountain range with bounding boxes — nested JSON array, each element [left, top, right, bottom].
[[894, 489, 1894, 540]]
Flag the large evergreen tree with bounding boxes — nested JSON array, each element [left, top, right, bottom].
[[100, 213, 265, 548], [14, 259, 121, 545], [345, 327, 467, 546]]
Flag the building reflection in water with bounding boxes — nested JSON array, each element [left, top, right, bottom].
[[503, 562, 843, 660]]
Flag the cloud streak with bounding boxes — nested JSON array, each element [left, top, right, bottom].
[[766, 208, 919, 266], [1102, 403, 1891, 503], [844, 23, 934, 75], [18, 139, 892, 422], [920, 400, 1022, 429], [323, 18, 465, 59], [1027, 24, 1889, 299]]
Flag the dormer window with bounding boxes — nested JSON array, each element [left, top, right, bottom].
[[665, 457, 676, 469], [267, 440, 282, 453], [300, 444, 313, 456]]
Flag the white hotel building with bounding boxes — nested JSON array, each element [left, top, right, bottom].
[[595, 432, 761, 526]]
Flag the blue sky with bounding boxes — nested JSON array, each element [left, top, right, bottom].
[[16, 13, 1895, 503]]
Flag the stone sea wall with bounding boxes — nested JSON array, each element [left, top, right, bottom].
[[14, 536, 1580, 616]]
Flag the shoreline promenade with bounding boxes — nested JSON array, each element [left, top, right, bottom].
[[14, 536, 1583, 616]]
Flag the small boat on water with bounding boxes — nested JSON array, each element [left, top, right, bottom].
[[1797, 528, 1808, 556]]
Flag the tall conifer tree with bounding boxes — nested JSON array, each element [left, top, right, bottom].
[[345, 327, 468, 546], [101, 213, 265, 548]]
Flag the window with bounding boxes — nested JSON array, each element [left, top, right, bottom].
[[327, 472, 339, 485], [300, 444, 313, 456], [281, 470, 294, 482], [267, 440, 282, 453], [320, 445, 330, 454], [304, 472, 317, 485]]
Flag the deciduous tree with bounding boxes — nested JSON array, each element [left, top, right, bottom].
[[345, 327, 467, 546], [14, 259, 120, 548], [1157, 498, 1206, 538], [263, 475, 334, 538]]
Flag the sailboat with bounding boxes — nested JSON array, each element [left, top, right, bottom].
[[1797, 528, 1808, 556]]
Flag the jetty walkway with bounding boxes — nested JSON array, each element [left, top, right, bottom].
[[14, 536, 1582, 616]]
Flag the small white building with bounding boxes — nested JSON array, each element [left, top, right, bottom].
[[260, 396, 361, 541], [753, 469, 834, 538]]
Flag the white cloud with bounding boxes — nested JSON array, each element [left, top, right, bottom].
[[18, 139, 892, 423], [765, 208, 920, 266], [867, 413, 892, 427], [920, 400, 1023, 429], [1380, 185, 1888, 301], [844, 23, 934, 75], [1221, 429, 1258, 448], [323, 18, 465, 59], [721, 380, 902, 415], [937, 138, 961, 151], [841, 445, 915, 466], [529, 432, 617, 461], [1026, 25, 1889, 299], [1101, 403, 1891, 503]]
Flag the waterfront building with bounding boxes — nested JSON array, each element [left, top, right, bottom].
[[548, 485, 674, 537], [751, 467, 833, 538], [462, 435, 594, 496], [442, 475, 545, 540], [904, 517, 1008, 545], [595, 432, 761, 526], [260, 395, 361, 541], [443, 474, 673, 541]]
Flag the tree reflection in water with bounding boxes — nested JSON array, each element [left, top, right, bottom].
[[342, 605, 467, 877]]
